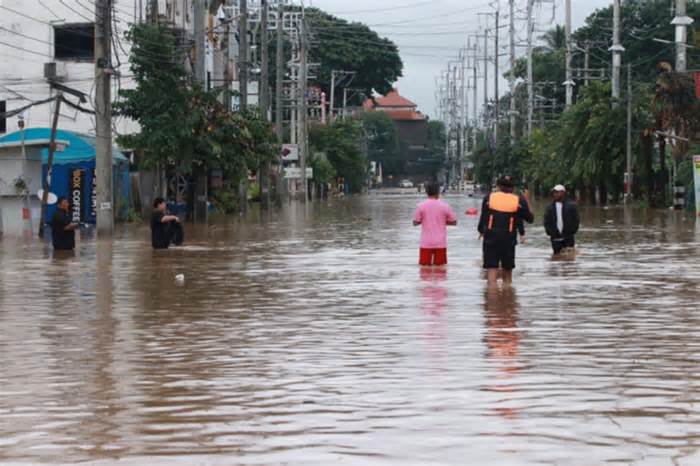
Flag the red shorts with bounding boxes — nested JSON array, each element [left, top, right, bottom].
[[419, 248, 447, 266]]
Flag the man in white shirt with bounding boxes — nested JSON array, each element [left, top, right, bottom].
[[543, 185, 580, 254]]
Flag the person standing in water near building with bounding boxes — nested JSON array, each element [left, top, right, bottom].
[[544, 184, 580, 255], [478, 176, 534, 286], [413, 181, 458, 266], [51, 197, 79, 251]]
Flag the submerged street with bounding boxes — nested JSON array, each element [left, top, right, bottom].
[[1, 195, 700, 465]]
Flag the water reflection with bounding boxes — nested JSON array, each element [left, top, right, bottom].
[[483, 286, 521, 419]]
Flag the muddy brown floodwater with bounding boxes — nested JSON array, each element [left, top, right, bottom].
[[1, 195, 700, 466]]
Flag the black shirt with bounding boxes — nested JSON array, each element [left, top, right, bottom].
[[51, 209, 75, 250], [151, 211, 169, 249]]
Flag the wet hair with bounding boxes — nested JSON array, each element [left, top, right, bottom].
[[425, 182, 440, 197], [153, 197, 166, 208]]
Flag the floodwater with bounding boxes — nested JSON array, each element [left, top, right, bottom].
[[1, 195, 700, 466]]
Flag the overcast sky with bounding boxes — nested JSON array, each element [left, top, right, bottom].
[[309, 0, 612, 118]]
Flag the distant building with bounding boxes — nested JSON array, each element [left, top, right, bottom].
[[363, 89, 431, 177]]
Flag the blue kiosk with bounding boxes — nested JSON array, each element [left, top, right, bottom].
[[0, 128, 131, 224]]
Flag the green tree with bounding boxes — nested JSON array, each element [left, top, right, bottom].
[[360, 111, 403, 176], [538, 25, 566, 52], [309, 120, 367, 192], [307, 8, 403, 104], [116, 23, 277, 200]]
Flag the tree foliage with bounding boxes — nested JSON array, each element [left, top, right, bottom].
[[307, 8, 403, 103], [360, 111, 404, 176], [116, 23, 277, 186], [309, 120, 367, 192]]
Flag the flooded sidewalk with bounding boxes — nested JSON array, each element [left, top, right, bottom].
[[1, 196, 700, 465]]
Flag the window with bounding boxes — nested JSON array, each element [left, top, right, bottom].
[[54, 24, 94, 61], [0, 101, 6, 134]]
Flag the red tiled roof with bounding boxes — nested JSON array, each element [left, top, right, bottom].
[[385, 110, 426, 121], [374, 89, 417, 108]]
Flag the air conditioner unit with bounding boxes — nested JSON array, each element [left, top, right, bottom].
[[43, 62, 68, 82]]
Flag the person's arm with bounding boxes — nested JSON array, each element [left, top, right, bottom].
[[477, 197, 488, 235], [161, 214, 180, 223], [446, 206, 457, 226], [570, 203, 580, 235], [413, 205, 422, 226], [543, 205, 554, 237], [519, 193, 534, 224], [64, 222, 79, 231]]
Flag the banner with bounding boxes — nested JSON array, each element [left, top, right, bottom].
[[694, 155, 700, 219], [68, 169, 85, 223]]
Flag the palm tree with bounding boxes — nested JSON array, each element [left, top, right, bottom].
[[537, 26, 566, 52]]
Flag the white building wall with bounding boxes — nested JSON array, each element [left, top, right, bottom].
[[0, 0, 147, 141]]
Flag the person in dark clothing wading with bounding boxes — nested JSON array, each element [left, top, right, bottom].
[[478, 176, 534, 286], [151, 198, 183, 250], [51, 197, 79, 251], [544, 184, 580, 255]]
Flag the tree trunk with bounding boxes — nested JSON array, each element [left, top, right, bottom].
[[658, 136, 667, 207]]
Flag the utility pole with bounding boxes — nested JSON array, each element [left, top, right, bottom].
[[260, 0, 270, 208], [526, 0, 534, 136], [298, 15, 308, 202], [625, 63, 633, 200], [149, 0, 157, 23], [194, 0, 206, 83], [193, 0, 207, 222], [508, 0, 516, 142], [493, 10, 499, 145], [564, 0, 573, 108], [584, 43, 590, 86], [238, 0, 249, 213], [223, 4, 232, 107], [275, 1, 284, 139], [274, 1, 285, 202], [611, 0, 623, 106], [239, 0, 249, 109], [330, 71, 336, 123], [672, 0, 693, 72], [260, 0, 270, 116], [95, 0, 113, 236], [38, 94, 62, 239], [483, 29, 489, 127]]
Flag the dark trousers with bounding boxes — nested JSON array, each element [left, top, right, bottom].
[[551, 236, 575, 254]]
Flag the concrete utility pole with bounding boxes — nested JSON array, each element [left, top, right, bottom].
[[238, 0, 249, 213], [526, 0, 534, 136], [239, 0, 249, 109], [508, 0, 516, 142], [625, 63, 633, 200], [38, 94, 62, 239], [95, 0, 113, 236], [275, 1, 284, 140], [193, 0, 207, 222], [564, 0, 573, 108], [494, 10, 499, 145], [330, 70, 336, 122], [260, 0, 270, 208], [584, 43, 590, 86], [194, 0, 206, 83], [611, 0, 623, 106], [298, 15, 308, 202], [149, 0, 157, 23], [274, 1, 285, 203], [672, 0, 693, 72], [223, 4, 232, 107], [483, 29, 489, 127]]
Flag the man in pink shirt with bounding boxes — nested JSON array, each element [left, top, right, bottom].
[[413, 182, 458, 266]]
